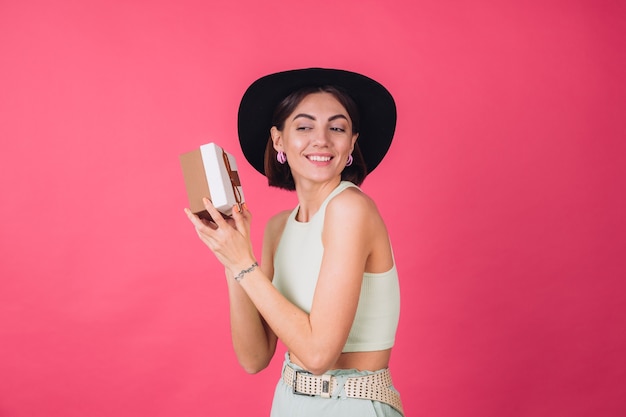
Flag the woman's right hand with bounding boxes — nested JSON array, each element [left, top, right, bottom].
[[184, 199, 256, 275]]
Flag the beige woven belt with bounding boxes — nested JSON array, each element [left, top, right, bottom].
[[283, 364, 404, 416]]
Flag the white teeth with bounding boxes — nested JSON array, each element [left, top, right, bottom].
[[308, 155, 332, 162]]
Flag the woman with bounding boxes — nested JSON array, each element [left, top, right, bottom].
[[185, 68, 403, 416]]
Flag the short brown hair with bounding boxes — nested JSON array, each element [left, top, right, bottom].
[[264, 86, 367, 190]]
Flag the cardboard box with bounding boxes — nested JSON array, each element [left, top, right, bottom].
[[180, 143, 245, 220]]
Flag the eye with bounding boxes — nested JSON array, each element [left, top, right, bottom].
[[330, 126, 346, 133], [296, 125, 312, 131]]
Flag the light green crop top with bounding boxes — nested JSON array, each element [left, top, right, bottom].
[[272, 181, 400, 352]]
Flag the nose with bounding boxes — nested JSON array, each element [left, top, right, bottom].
[[312, 128, 331, 147]]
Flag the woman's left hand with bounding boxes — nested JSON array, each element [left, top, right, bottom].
[[184, 198, 255, 274]]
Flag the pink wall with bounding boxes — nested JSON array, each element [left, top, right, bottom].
[[1, 1, 624, 416]]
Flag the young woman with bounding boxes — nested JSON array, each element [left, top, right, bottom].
[[185, 68, 403, 416]]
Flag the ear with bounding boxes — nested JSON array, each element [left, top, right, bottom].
[[270, 126, 283, 152], [350, 132, 359, 152]]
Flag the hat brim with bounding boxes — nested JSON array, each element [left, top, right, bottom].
[[237, 68, 397, 176]]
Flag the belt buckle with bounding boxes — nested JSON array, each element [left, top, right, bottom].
[[292, 370, 315, 397]]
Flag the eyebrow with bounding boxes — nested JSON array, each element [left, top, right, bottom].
[[292, 113, 349, 122]]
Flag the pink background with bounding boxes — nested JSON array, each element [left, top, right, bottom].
[[1, 1, 624, 416]]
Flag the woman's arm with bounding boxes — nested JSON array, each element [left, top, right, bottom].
[[185, 203, 280, 374], [225, 212, 288, 373], [225, 268, 277, 374], [187, 189, 387, 375]]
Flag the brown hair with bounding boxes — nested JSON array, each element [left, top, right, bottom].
[[263, 85, 367, 190]]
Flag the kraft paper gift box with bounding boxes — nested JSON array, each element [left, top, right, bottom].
[[180, 143, 245, 220]]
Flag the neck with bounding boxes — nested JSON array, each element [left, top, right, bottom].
[[293, 177, 342, 222]]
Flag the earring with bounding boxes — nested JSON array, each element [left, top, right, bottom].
[[277, 151, 287, 164], [346, 154, 353, 167]]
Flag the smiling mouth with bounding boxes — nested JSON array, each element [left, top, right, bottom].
[[307, 155, 333, 162]]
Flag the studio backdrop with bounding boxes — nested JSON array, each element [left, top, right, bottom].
[[1, 1, 624, 416]]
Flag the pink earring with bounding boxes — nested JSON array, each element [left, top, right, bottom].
[[277, 151, 287, 164], [346, 154, 353, 167]]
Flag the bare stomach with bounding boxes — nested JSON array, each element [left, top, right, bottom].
[[289, 349, 392, 373]]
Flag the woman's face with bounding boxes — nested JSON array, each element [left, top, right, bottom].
[[271, 92, 358, 186]]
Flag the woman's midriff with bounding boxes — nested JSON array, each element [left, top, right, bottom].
[[289, 348, 392, 373]]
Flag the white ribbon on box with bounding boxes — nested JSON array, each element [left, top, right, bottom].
[[201, 143, 244, 216], [180, 142, 245, 220]]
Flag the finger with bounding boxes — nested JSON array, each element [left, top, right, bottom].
[[184, 208, 204, 228], [202, 198, 229, 228], [239, 203, 252, 231], [184, 208, 215, 234], [231, 204, 247, 235], [242, 202, 252, 221]]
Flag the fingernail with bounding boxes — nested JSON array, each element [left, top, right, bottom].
[[233, 204, 240, 213], [242, 203, 248, 211]]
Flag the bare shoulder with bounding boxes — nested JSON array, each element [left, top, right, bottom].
[[324, 186, 387, 243], [323, 186, 392, 272], [326, 186, 381, 221]]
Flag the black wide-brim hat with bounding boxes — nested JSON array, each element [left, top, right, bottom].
[[237, 68, 397, 176]]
